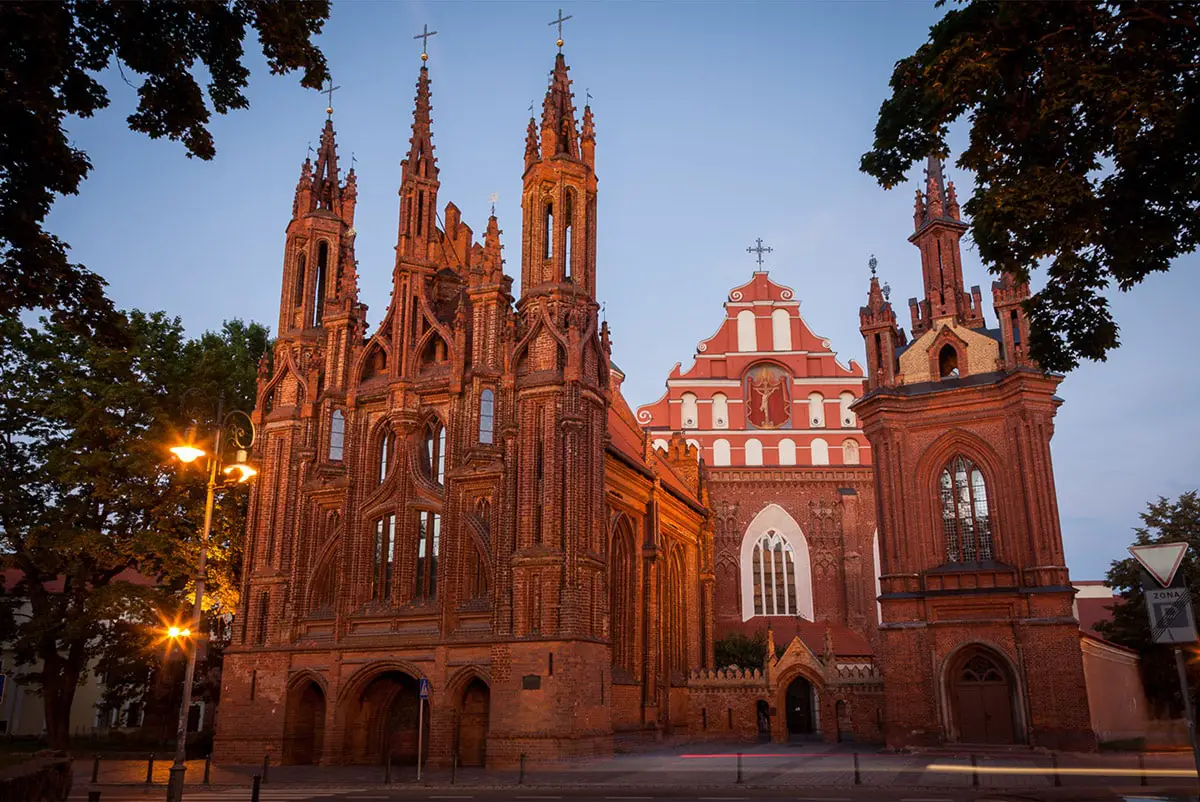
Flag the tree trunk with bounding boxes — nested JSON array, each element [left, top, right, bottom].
[[41, 673, 78, 751]]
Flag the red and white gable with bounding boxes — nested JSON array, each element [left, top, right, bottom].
[[636, 272, 870, 468]]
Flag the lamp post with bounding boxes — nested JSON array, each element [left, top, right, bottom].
[[166, 394, 256, 802]]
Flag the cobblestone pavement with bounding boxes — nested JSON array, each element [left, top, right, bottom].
[[72, 742, 1200, 798]]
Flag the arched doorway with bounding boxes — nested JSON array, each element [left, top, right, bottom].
[[342, 670, 429, 765], [283, 679, 325, 765], [948, 647, 1018, 744], [755, 700, 771, 741], [835, 700, 853, 743], [457, 678, 489, 767], [784, 676, 816, 738]]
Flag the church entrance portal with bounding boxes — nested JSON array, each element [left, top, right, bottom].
[[343, 670, 429, 765], [949, 648, 1018, 744], [283, 679, 325, 765], [784, 676, 816, 738], [456, 679, 490, 767]]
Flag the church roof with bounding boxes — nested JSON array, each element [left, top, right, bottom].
[[722, 617, 874, 658]]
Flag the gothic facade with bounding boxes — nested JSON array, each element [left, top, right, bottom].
[[212, 53, 714, 767]]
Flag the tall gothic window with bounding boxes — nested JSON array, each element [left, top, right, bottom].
[[668, 551, 687, 674], [372, 514, 396, 601], [609, 519, 637, 674], [312, 241, 329, 327], [329, 410, 345, 461], [293, 251, 307, 309], [377, 428, 395, 484], [563, 193, 574, 280], [421, 421, 446, 485], [415, 511, 441, 599], [751, 531, 798, 616], [479, 390, 495, 444], [940, 456, 994, 562], [544, 202, 554, 261]]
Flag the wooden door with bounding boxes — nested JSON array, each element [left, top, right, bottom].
[[458, 681, 489, 767], [952, 652, 1015, 744], [785, 677, 814, 736]]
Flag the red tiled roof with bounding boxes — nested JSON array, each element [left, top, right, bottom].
[[607, 385, 702, 506]]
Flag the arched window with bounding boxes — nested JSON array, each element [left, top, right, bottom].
[[939, 344, 960, 378], [479, 389, 495, 444], [810, 437, 829, 466], [736, 310, 757, 352], [610, 519, 637, 674], [377, 427, 395, 484], [652, 438, 669, 452], [771, 308, 792, 351], [293, 251, 307, 309], [744, 438, 763, 466], [422, 421, 447, 485], [312, 241, 329, 327], [371, 514, 397, 601], [751, 531, 799, 616], [415, 510, 441, 598], [680, 393, 699, 429], [711, 393, 729, 429], [808, 392, 825, 427], [329, 410, 345, 461], [668, 550, 687, 674], [842, 438, 860, 466], [839, 391, 856, 427], [563, 193, 574, 280], [544, 202, 554, 261], [712, 439, 731, 466], [778, 438, 797, 466], [939, 456, 994, 562]]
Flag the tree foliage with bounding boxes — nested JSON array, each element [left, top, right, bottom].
[[0, 1, 329, 336], [714, 631, 768, 670], [1096, 491, 1200, 716], [861, 2, 1200, 373], [0, 313, 269, 749]]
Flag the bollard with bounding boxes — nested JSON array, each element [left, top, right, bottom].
[[518, 753, 526, 785], [385, 754, 392, 785], [88, 792, 101, 802], [261, 753, 270, 785], [853, 752, 861, 786], [970, 753, 979, 787], [145, 754, 154, 785], [251, 774, 262, 802], [736, 752, 743, 784], [91, 754, 100, 783], [1051, 752, 1061, 787], [1139, 752, 1148, 787], [451, 753, 457, 785], [203, 754, 211, 785]]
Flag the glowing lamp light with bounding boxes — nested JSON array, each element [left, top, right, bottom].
[[223, 451, 257, 483], [167, 626, 192, 639], [170, 444, 206, 464]]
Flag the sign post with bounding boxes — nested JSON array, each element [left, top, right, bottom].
[[417, 681, 432, 777], [1131, 543, 1200, 782]]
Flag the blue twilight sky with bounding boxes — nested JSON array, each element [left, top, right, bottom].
[[49, 1, 1198, 581]]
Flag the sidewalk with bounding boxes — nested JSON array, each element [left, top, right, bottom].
[[76, 742, 1200, 793]]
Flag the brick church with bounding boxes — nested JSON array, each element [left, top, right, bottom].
[[213, 46, 1097, 766]]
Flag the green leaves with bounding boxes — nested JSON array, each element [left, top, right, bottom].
[[0, 1, 329, 337], [862, 1, 1200, 372]]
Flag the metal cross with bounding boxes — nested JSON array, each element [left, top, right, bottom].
[[322, 79, 341, 114], [489, 193, 499, 216], [413, 24, 439, 59], [747, 238, 773, 267], [549, 8, 572, 47]]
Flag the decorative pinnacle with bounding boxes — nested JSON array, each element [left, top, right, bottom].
[[322, 78, 340, 117], [549, 8, 572, 50], [869, 254, 878, 276], [489, 192, 498, 216], [414, 23, 438, 62], [747, 238, 773, 268]]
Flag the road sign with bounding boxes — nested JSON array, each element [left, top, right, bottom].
[[419, 678, 431, 700], [1147, 585, 1199, 644], [1131, 542, 1189, 588], [0, 674, 7, 705]]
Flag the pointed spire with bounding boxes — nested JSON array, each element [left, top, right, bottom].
[[915, 154, 962, 231], [311, 118, 341, 211], [541, 52, 580, 159], [581, 103, 595, 166], [403, 65, 438, 182], [525, 114, 540, 169]]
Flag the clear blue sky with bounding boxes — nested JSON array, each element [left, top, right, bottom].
[[49, 1, 1199, 582]]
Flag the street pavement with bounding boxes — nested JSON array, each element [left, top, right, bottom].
[[67, 742, 1200, 802]]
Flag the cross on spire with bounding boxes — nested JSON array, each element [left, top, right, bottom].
[[413, 23, 438, 61], [322, 78, 341, 117], [489, 193, 499, 216], [585, 87, 592, 105], [747, 238, 773, 268], [549, 8, 572, 50]]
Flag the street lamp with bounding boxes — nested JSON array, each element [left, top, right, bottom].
[[165, 394, 255, 802]]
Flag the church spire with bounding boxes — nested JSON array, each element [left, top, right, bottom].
[[396, 64, 440, 257], [311, 118, 341, 212], [540, 53, 581, 160]]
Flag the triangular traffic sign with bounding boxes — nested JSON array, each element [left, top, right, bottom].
[[1130, 542, 1189, 588]]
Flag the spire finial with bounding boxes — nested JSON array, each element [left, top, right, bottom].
[[306, 141, 313, 159], [747, 238, 773, 268], [549, 8, 572, 50], [869, 254, 878, 277], [489, 192, 498, 216], [322, 78, 341, 117], [414, 23, 438, 62], [586, 87, 592, 105]]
